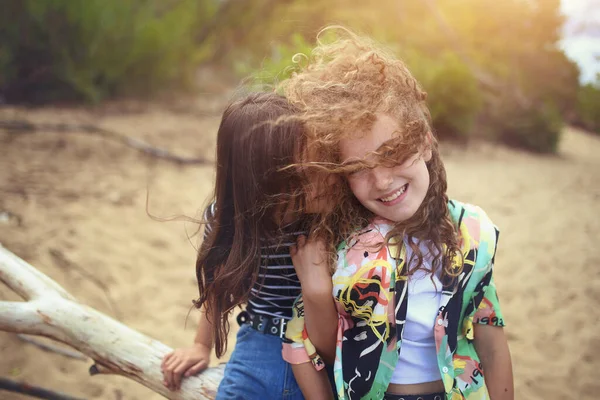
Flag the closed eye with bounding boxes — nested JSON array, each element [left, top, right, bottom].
[[347, 167, 369, 178]]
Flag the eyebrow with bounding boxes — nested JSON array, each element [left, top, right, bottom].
[[340, 157, 365, 168], [341, 137, 400, 168], [375, 137, 400, 153]]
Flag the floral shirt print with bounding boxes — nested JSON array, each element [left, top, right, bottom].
[[283, 200, 505, 400]]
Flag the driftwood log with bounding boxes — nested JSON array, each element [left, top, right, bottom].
[[0, 243, 225, 399]]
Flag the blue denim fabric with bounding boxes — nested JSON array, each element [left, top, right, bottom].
[[216, 324, 304, 400], [383, 393, 445, 400]]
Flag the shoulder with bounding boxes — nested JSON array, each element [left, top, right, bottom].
[[333, 219, 396, 298], [337, 218, 394, 252], [202, 202, 216, 237], [448, 200, 499, 265], [335, 218, 396, 270], [203, 202, 216, 220]]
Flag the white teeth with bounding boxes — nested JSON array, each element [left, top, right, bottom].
[[380, 185, 407, 202]]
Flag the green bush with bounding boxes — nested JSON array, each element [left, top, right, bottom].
[[491, 99, 563, 153], [414, 53, 482, 141], [0, 0, 214, 103], [239, 42, 482, 143], [576, 82, 600, 133], [234, 33, 317, 87]]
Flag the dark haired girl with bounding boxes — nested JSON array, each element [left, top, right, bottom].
[[161, 92, 337, 399]]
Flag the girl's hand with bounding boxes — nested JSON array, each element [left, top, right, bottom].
[[161, 343, 211, 391], [290, 235, 332, 296]]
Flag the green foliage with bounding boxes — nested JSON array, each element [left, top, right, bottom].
[[413, 53, 482, 141], [0, 0, 215, 103], [229, 0, 573, 152], [0, 0, 584, 154], [492, 100, 563, 153], [234, 33, 315, 86], [576, 81, 600, 133]]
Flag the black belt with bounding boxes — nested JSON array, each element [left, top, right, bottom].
[[236, 310, 289, 341]]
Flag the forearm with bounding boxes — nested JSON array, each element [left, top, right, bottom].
[[302, 284, 337, 365], [291, 363, 333, 400], [474, 326, 514, 400], [481, 344, 514, 400], [290, 236, 338, 365], [162, 306, 214, 390], [193, 307, 214, 348]]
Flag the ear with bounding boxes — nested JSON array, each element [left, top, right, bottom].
[[423, 132, 433, 162], [423, 146, 432, 162]]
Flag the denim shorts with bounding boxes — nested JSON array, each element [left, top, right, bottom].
[[216, 324, 304, 400], [383, 392, 445, 400]]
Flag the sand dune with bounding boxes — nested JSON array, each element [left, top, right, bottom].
[[1, 102, 599, 399]]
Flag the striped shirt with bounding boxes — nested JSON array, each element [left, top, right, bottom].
[[203, 203, 304, 320]]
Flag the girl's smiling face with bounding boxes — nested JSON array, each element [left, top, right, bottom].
[[340, 114, 431, 223]]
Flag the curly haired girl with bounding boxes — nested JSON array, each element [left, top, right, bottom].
[[280, 28, 514, 400]]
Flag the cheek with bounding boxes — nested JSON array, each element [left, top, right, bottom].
[[347, 177, 370, 202], [418, 162, 431, 186]]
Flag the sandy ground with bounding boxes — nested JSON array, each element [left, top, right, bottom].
[[0, 99, 599, 400]]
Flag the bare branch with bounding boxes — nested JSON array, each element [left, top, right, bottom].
[[0, 120, 210, 165], [0, 244, 73, 301], [0, 301, 64, 339], [17, 334, 87, 361], [0, 377, 85, 400], [0, 245, 226, 399]]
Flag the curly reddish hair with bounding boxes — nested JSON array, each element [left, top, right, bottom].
[[280, 27, 462, 280]]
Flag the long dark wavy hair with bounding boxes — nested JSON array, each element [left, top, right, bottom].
[[194, 92, 307, 357]]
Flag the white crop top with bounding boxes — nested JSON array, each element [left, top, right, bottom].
[[390, 242, 443, 385]]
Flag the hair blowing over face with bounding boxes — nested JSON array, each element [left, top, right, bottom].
[[280, 27, 462, 281], [194, 92, 306, 357]]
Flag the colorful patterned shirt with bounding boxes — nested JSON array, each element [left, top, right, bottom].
[[283, 200, 505, 400]]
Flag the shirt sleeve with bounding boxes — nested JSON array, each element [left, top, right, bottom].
[[202, 202, 215, 241], [462, 206, 505, 328], [473, 267, 506, 327], [281, 295, 326, 371]]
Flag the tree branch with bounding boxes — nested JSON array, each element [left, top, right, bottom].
[[0, 120, 210, 165], [0, 377, 85, 400], [0, 246, 72, 301], [0, 244, 225, 399], [0, 301, 65, 340], [0, 301, 41, 332], [17, 334, 87, 361]]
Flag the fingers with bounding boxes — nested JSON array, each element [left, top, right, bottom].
[[174, 360, 207, 390], [184, 360, 208, 377], [173, 363, 185, 391], [162, 357, 181, 390], [162, 359, 177, 389], [313, 237, 327, 252], [164, 362, 176, 390], [299, 234, 326, 249], [296, 234, 307, 247], [161, 352, 173, 369], [290, 234, 306, 257], [163, 358, 209, 391]]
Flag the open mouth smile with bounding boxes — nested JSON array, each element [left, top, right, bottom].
[[378, 183, 408, 205]]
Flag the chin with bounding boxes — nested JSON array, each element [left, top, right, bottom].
[[381, 208, 417, 223]]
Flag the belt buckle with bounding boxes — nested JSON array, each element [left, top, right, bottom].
[[236, 310, 250, 326], [278, 317, 287, 339]]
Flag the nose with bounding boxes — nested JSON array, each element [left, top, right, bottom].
[[371, 167, 393, 191]]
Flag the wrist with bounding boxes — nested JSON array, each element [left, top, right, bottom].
[[301, 279, 333, 298], [192, 341, 212, 350]]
